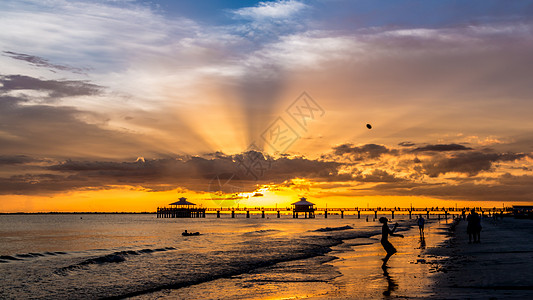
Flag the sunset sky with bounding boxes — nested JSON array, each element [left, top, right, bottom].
[[1, 0, 533, 212]]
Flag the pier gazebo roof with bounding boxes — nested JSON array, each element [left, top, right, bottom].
[[169, 197, 196, 206], [291, 197, 315, 206]]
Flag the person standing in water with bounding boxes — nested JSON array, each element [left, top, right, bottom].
[[379, 217, 404, 268]]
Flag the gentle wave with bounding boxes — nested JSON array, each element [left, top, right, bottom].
[[0, 251, 69, 262], [55, 247, 176, 275], [1, 252, 67, 261], [313, 225, 354, 232], [16, 252, 45, 258], [0, 255, 23, 261], [242, 229, 281, 236], [102, 237, 340, 299]]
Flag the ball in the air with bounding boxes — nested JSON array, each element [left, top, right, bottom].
[[366, 124, 372, 129]]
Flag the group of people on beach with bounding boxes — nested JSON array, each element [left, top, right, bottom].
[[380, 210, 483, 269], [466, 209, 482, 243]]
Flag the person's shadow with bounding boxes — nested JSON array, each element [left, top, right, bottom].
[[382, 266, 398, 296], [419, 236, 426, 250]]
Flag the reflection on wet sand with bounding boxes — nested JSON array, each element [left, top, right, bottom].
[[382, 266, 398, 296], [419, 236, 426, 250]]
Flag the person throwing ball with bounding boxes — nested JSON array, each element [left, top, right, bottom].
[[379, 217, 404, 268]]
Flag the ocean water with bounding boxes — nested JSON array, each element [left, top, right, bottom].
[[0, 213, 413, 299]]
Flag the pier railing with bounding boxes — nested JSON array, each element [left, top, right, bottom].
[[156, 205, 507, 219], [157, 207, 206, 218], [203, 207, 503, 212], [198, 207, 507, 219]]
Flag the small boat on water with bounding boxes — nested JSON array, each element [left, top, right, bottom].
[[182, 230, 200, 236]]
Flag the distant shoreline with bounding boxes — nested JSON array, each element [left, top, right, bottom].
[[0, 212, 156, 215]]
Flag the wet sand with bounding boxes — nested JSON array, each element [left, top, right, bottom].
[[316, 218, 451, 299], [430, 217, 533, 299]]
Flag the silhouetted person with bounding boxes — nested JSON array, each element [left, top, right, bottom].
[[379, 217, 404, 268], [467, 209, 482, 243], [417, 215, 425, 237]]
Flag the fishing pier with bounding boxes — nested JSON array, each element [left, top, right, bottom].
[[157, 197, 206, 218], [157, 197, 505, 219], [204, 207, 492, 220]]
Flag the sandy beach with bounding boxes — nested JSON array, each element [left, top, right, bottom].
[[315, 217, 452, 299], [430, 217, 533, 299], [322, 216, 533, 299]]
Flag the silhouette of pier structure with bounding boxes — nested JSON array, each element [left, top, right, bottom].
[[291, 197, 315, 218], [157, 197, 506, 219], [157, 197, 206, 218], [201, 206, 505, 219]]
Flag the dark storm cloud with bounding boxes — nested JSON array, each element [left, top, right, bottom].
[[413, 144, 473, 152], [0, 75, 102, 99], [0, 173, 95, 195], [49, 152, 341, 182], [47, 157, 230, 182], [331, 143, 396, 160], [353, 169, 406, 183], [0, 151, 343, 195], [370, 174, 533, 202], [0, 140, 531, 201], [267, 156, 342, 181], [0, 155, 39, 165], [3, 51, 87, 74], [0, 158, 213, 195], [423, 151, 527, 177]]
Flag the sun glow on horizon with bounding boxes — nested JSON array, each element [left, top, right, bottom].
[[0, 182, 520, 213], [1, 1, 533, 212]]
